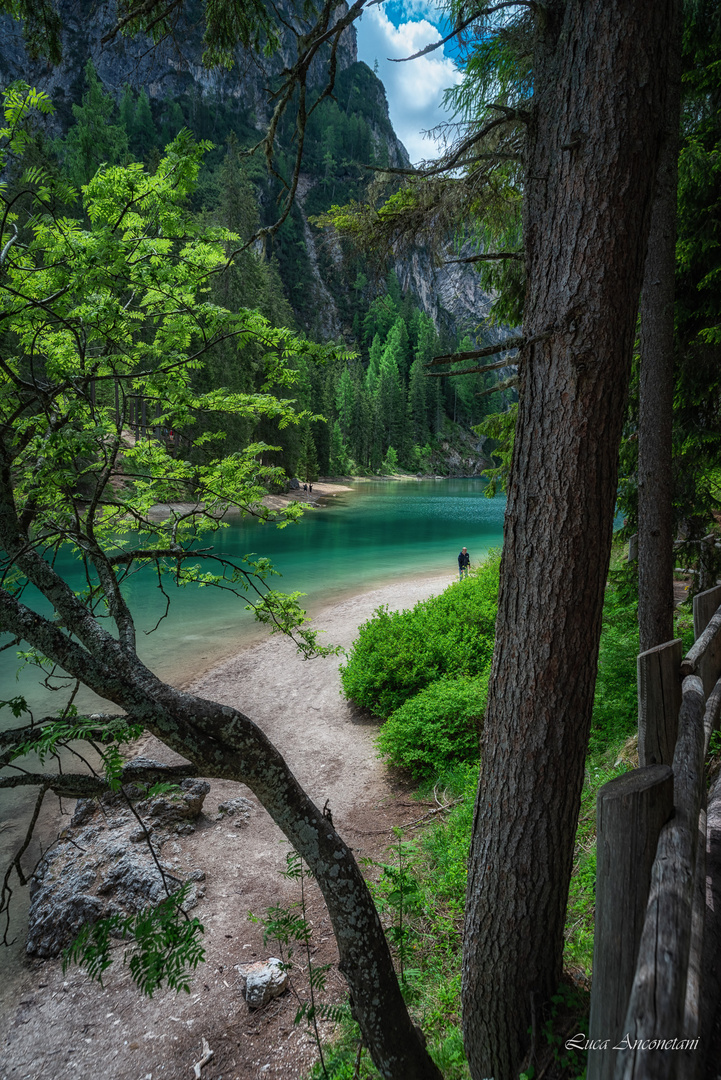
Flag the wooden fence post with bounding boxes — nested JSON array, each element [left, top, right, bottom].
[[615, 676, 706, 1080], [587, 765, 673, 1080], [692, 587, 721, 698], [696, 769, 721, 1079], [692, 584, 721, 641], [638, 639, 682, 766]]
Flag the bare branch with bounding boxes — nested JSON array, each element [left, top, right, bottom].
[[444, 251, 524, 264], [0, 761, 197, 795], [424, 356, 516, 378], [428, 334, 526, 367], [477, 374, 518, 396], [0, 784, 48, 945], [389, 2, 535, 63]]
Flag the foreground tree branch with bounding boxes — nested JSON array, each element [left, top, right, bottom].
[[0, 97, 442, 1080]]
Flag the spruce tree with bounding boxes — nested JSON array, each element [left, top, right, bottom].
[[131, 89, 156, 160], [58, 60, 128, 185]]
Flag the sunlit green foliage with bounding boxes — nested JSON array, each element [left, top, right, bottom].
[[63, 884, 205, 996], [1, 87, 349, 663], [340, 554, 500, 717], [376, 674, 487, 778]]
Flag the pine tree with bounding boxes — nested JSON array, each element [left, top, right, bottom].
[[365, 333, 383, 395], [299, 420, 320, 483], [131, 89, 156, 160], [385, 315, 411, 381], [329, 420, 350, 475], [377, 347, 404, 452], [58, 60, 128, 185], [118, 84, 136, 144], [336, 365, 355, 439], [408, 355, 429, 447]]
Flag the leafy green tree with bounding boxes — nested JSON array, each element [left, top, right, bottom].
[[0, 88, 443, 1080], [382, 445, 399, 473], [56, 59, 128, 185]]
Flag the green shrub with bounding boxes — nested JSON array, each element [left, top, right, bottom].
[[376, 675, 488, 778], [340, 553, 500, 717]]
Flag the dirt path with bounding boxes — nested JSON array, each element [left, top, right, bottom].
[[1, 574, 453, 1080]]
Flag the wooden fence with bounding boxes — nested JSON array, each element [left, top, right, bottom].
[[587, 584, 721, 1080]]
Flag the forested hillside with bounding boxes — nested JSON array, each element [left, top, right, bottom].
[[0, 2, 514, 482]]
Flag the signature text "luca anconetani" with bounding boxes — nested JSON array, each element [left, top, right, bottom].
[[565, 1033, 701, 1052]]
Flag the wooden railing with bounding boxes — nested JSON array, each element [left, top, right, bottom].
[[587, 584, 721, 1080]]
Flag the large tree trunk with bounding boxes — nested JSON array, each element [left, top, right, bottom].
[[638, 15, 682, 653], [461, 3, 679, 1077]]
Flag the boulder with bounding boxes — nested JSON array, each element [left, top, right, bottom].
[[27, 765, 209, 958], [241, 958, 289, 1009]]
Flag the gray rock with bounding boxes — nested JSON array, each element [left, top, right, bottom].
[[27, 762, 210, 958], [215, 797, 253, 827], [134, 777, 210, 825], [241, 959, 289, 1009]]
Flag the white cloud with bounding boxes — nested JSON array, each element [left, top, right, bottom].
[[355, 7, 461, 164]]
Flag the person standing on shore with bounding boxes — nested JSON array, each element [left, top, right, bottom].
[[458, 547, 471, 580]]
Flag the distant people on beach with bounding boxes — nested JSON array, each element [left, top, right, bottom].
[[458, 547, 471, 579]]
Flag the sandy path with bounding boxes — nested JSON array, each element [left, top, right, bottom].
[[1, 574, 453, 1080]]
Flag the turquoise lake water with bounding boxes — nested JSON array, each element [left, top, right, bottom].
[[0, 478, 505, 950], [1, 478, 506, 719]]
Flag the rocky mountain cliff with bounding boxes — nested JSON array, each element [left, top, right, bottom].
[[0, 0, 498, 344]]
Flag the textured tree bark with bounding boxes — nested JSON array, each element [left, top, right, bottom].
[[461, 3, 679, 1077], [638, 11, 682, 653]]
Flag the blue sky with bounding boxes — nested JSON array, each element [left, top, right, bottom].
[[355, 0, 461, 164]]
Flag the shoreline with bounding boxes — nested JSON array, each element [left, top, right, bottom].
[[2, 573, 456, 1080], [145, 472, 483, 521], [175, 562, 457, 691]]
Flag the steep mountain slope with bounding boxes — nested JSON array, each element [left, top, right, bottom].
[[0, 0, 497, 342]]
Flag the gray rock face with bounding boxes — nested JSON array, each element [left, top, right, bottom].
[[27, 767, 210, 959], [241, 958, 290, 1009], [0, 0, 357, 129]]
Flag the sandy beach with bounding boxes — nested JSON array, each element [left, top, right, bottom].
[[1, 572, 454, 1080]]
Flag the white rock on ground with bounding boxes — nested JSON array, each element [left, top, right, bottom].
[[241, 958, 290, 1008]]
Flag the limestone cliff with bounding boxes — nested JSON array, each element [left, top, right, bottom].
[[0, 0, 499, 342]]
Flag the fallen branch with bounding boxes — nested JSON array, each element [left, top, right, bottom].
[[193, 1036, 213, 1079], [399, 797, 463, 830]]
